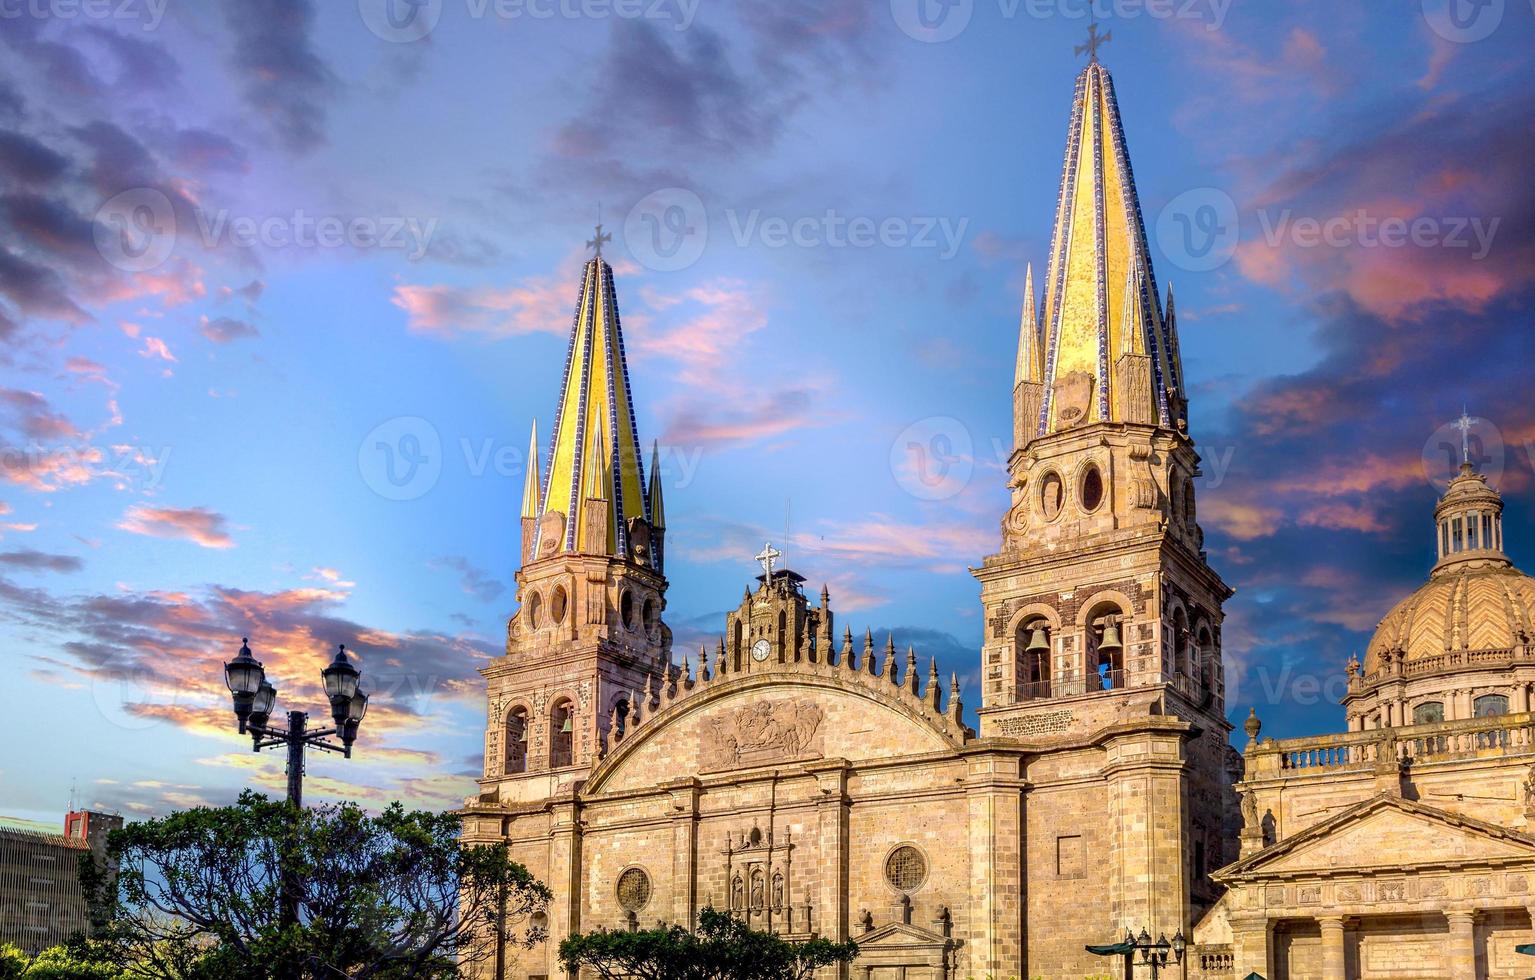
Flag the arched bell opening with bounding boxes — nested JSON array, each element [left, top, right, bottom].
[[1016, 616, 1053, 700], [1085, 601, 1127, 691]]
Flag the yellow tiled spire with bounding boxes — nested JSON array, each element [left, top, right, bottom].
[[1030, 59, 1183, 438], [533, 237, 654, 563]]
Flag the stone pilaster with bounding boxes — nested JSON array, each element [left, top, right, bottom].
[[1102, 722, 1190, 937], [546, 797, 582, 976], [809, 759, 852, 974], [1229, 913, 1270, 980], [961, 748, 1027, 977], [1446, 909, 1477, 978], [665, 778, 701, 928]]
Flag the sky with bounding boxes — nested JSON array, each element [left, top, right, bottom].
[[1, 0, 1533, 823]]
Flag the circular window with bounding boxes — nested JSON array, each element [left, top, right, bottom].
[[617, 867, 652, 912], [550, 585, 568, 625], [1080, 466, 1104, 513], [642, 597, 657, 635], [620, 589, 636, 631], [527, 592, 543, 629], [884, 845, 927, 893], [1040, 472, 1065, 521]]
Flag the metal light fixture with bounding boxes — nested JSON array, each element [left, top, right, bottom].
[[249, 678, 278, 733], [321, 644, 361, 725], [224, 638, 266, 733], [221, 636, 368, 805]]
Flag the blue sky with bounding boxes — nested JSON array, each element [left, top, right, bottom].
[[1, 0, 1533, 821]]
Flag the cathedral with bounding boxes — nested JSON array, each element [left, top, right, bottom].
[[458, 50, 1535, 980]]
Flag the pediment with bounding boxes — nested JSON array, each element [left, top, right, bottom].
[[1223, 796, 1535, 880], [857, 921, 956, 950]]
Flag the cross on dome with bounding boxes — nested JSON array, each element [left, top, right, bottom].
[[755, 542, 782, 579]]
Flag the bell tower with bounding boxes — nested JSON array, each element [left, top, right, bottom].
[[479, 227, 670, 805], [973, 53, 1234, 930]]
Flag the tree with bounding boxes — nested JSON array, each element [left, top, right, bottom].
[[17, 947, 120, 980], [0, 945, 28, 980], [85, 792, 550, 980], [558, 907, 858, 980]]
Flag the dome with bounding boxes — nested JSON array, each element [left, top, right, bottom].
[[1362, 463, 1534, 674], [1363, 563, 1535, 673]]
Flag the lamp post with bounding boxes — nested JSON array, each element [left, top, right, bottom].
[[222, 635, 370, 978], [1086, 927, 1186, 979], [223, 637, 370, 806]]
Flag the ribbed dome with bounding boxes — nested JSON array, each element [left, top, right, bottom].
[[1363, 563, 1535, 673], [1362, 463, 1533, 674]]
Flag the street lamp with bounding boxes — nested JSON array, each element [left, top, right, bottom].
[[222, 637, 369, 807], [1086, 926, 1186, 979]]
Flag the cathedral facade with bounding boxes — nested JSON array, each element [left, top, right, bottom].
[[459, 54, 1241, 980]]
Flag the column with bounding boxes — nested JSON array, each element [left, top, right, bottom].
[[809, 761, 851, 949], [1319, 916, 1346, 980], [547, 798, 583, 978], [1446, 910, 1477, 979], [664, 778, 701, 929]]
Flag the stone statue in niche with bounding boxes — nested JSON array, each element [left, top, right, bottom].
[[701, 699, 825, 770], [731, 875, 744, 910], [772, 873, 784, 909], [750, 871, 764, 909], [1522, 764, 1535, 814]]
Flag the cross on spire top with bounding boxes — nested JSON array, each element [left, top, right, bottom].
[[1075, 19, 1111, 63], [586, 204, 612, 258], [755, 541, 782, 579], [1455, 406, 1479, 466]]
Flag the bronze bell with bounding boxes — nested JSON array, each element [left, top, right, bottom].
[[1025, 627, 1050, 653], [1098, 621, 1123, 653], [560, 714, 573, 734]]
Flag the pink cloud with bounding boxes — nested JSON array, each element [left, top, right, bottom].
[[117, 504, 235, 549]]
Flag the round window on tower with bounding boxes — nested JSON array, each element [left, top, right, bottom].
[[1041, 471, 1065, 521], [620, 589, 636, 631], [617, 867, 652, 912], [884, 845, 928, 893], [1080, 465, 1104, 513], [550, 585, 568, 625], [527, 591, 543, 629], [642, 596, 658, 636]]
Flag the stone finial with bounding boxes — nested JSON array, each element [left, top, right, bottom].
[[629, 690, 643, 727], [929, 657, 942, 711], [682, 655, 694, 690], [947, 672, 964, 726], [865, 629, 878, 675], [1244, 707, 1261, 748], [699, 645, 711, 682], [842, 627, 856, 670], [906, 646, 919, 694], [715, 637, 727, 676], [884, 635, 899, 684], [821, 583, 830, 606]]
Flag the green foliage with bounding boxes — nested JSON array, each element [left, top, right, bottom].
[[17, 947, 119, 980], [558, 906, 858, 980], [0, 944, 29, 980], [87, 791, 550, 980]]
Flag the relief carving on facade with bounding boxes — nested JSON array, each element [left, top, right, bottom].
[[701, 699, 825, 771]]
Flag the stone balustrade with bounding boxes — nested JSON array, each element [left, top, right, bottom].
[[1248, 710, 1535, 779], [1354, 646, 1528, 687], [1189, 944, 1233, 977]]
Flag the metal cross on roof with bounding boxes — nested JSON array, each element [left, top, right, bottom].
[[586, 221, 612, 258], [1075, 19, 1112, 63], [1455, 406, 1479, 465], [755, 541, 781, 579]]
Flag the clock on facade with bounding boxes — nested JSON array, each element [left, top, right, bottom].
[[751, 638, 772, 662]]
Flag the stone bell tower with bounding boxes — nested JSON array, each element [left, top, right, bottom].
[[972, 53, 1235, 934], [478, 227, 670, 807], [718, 543, 835, 674]]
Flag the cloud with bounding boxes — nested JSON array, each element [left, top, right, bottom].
[[631, 279, 768, 389], [117, 505, 236, 549], [0, 549, 82, 573], [198, 315, 260, 343], [431, 556, 506, 604], [221, 0, 336, 153], [391, 277, 572, 340], [139, 336, 177, 362], [0, 130, 69, 185]]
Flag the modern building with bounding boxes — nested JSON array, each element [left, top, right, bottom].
[[0, 810, 121, 955], [461, 51, 1241, 980]]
